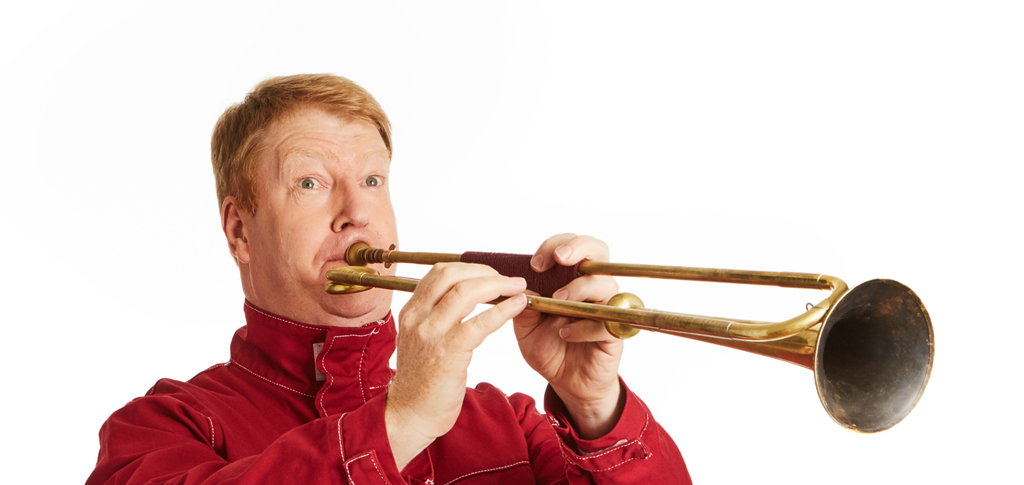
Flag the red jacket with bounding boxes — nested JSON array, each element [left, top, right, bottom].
[[87, 301, 691, 484]]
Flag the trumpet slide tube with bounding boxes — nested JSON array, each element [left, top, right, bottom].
[[326, 242, 934, 433]]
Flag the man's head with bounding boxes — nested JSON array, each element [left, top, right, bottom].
[[212, 74, 392, 213], [213, 75, 398, 327]]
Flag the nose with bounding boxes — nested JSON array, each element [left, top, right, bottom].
[[331, 187, 372, 233]]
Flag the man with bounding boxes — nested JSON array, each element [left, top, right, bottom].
[[87, 74, 691, 484]]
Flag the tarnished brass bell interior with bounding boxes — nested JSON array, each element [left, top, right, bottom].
[[326, 242, 935, 432], [814, 279, 934, 432]]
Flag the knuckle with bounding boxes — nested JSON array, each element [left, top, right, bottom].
[[466, 262, 498, 276], [434, 262, 455, 278], [602, 275, 619, 293], [542, 233, 576, 250], [579, 234, 610, 255], [444, 330, 471, 353], [398, 306, 421, 327], [446, 282, 467, 303], [497, 299, 521, 318], [414, 323, 442, 347], [398, 308, 413, 326], [557, 234, 577, 247]]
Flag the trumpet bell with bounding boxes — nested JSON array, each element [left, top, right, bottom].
[[815, 279, 934, 433]]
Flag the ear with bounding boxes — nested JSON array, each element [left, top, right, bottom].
[[222, 196, 251, 264]]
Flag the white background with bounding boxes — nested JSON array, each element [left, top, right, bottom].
[[2, 1, 1021, 483]]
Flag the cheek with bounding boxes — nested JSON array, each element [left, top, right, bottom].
[[255, 212, 316, 264], [374, 195, 398, 232], [281, 221, 324, 257]]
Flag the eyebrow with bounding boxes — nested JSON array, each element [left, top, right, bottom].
[[279, 147, 391, 175], [364, 148, 391, 162]]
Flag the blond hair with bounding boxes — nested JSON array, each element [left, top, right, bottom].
[[211, 74, 392, 212]]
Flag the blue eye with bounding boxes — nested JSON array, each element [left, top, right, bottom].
[[365, 175, 383, 187], [299, 178, 320, 189]]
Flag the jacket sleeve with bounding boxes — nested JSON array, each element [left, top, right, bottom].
[[517, 379, 692, 485], [86, 391, 425, 485]]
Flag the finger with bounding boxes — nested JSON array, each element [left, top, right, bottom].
[[558, 319, 622, 343], [432, 275, 527, 329], [513, 290, 542, 325], [550, 235, 610, 266], [530, 233, 577, 272], [551, 274, 619, 305], [404, 263, 501, 319], [449, 293, 529, 351]]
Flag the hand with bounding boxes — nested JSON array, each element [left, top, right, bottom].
[[386, 263, 528, 470], [514, 234, 625, 439]]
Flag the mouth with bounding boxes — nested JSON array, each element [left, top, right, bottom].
[[320, 239, 389, 283], [319, 239, 365, 278], [323, 259, 349, 272]]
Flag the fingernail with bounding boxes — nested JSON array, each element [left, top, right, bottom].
[[553, 289, 568, 300], [531, 254, 543, 270], [555, 246, 572, 261], [559, 327, 570, 339], [511, 277, 527, 287]]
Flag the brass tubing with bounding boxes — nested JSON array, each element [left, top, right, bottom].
[[580, 262, 833, 290], [332, 244, 935, 433], [346, 243, 835, 290], [326, 270, 421, 294], [325, 265, 844, 341], [339, 243, 848, 341], [346, 242, 460, 267]]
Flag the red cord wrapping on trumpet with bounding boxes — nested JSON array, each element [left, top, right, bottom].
[[460, 252, 582, 298]]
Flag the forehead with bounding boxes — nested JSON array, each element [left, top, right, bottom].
[[262, 108, 389, 169]]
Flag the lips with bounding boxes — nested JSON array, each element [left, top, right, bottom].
[[319, 232, 396, 283], [318, 237, 368, 279]]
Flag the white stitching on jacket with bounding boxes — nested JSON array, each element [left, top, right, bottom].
[[573, 413, 650, 461], [318, 328, 379, 416], [439, 460, 530, 485], [337, 413, 348, 461], [206, 416, 215, 448], [344, 452, 389, 484], [228, 359, 316, 398], [580, 453, 651, 473], [357, 344, 368, 403]]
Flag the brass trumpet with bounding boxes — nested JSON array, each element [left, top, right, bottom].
[[325, 242, 934, 433]]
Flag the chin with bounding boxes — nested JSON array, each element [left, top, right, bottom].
[[319, 290, 391, 323]]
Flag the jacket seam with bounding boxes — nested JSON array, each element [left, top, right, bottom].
[[438, 460, 530, 485], [200, 362, 229, 374], [582, 453, 652, 473], [573, 412, 650, 461], [555, 412, 651, 473], [558, 438, 650, 473], [357, 342, 368, 403], [337, 413, 348, 461], [206, 416, 215, 448], [345, 452, 389, 485], [319, 329, 378, 416], [228, 359, 316, 398]]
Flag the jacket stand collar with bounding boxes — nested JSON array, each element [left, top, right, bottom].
[[231, 300, 396, 416]]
